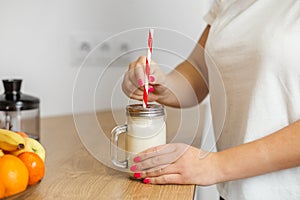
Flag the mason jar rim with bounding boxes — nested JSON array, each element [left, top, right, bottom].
[[126, 104, 165, 117]]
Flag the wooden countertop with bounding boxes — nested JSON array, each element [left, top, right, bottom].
[[7, 108, 204, 200]]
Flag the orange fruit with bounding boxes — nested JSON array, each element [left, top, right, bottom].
[[0, 154, 29, 197], [15, 131, 29, 138], [18, 152, 45, 186], [0, 181, 5, 199]]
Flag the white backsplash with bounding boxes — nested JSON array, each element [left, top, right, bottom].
[[0, 0, 212, 118]]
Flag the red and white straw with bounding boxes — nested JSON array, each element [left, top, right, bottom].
[[143, 28, 154, 108]]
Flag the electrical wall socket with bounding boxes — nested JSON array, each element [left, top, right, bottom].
[[69, 32, 132, 68]]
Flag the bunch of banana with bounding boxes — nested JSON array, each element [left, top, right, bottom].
[[0, 128, 25, 152], [0, 149, 4, 157]]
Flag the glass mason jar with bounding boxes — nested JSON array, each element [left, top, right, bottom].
[[111, 104, 166, 175]]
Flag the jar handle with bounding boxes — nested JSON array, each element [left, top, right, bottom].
[[110, 124, 128, 169]]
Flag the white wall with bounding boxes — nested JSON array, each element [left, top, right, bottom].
[[0, 0, 212, 117], [0, 0, 219, 199]]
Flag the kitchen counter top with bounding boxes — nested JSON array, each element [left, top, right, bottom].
[[7, 108, 204, 200]]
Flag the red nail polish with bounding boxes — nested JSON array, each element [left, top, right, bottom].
[[133, 173, 141, 179], [143, 178, 150, 184], [149, 75, 155, 83], [134, 157, 141, 162], [148, 87, 154, 93], [130, 165, 137, 171], [138, 79, 143, 86]]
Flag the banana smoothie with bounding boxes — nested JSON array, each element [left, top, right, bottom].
[[126, 115, 166, 171], [111, 104, 166, 175]]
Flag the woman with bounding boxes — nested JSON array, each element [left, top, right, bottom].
[[122, 0, 300, 199]]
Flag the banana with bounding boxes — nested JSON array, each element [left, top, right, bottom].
[[0, 149, 4, 157], [0, 128, 25, 151], [10, 137, 46, 161]]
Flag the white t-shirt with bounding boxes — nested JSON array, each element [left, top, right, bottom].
[[198, 0, 300, 199]]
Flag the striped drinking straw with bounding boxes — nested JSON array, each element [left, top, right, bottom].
[[143, 28, 154, 108]]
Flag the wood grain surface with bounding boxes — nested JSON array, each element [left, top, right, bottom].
[[6, 107, 205, 200]]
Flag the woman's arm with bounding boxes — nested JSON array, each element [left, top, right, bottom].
[[131, 120, 300, 185], [215, 120, 300, 183], [122, 26, 210, 108], [157, 26, 210, 108]]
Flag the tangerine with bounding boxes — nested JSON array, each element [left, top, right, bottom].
[[0, 154, 29, 197], [18, 152, 45, 186], [15, 131, 29, 138], [0, 181, 5, 199]]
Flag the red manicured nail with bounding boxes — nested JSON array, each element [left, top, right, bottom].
[[130, 165, 137, 172], [138, 79, 143, 86], [148, 87, 154, 93], [149, 75, 155, 83], [143, 178, 150, 184], [133, 173, 141, 179], [133, 157, 141, 162]]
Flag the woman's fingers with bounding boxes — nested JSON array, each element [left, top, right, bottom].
[[142, 164, 178, 177], [134, 163, 185, 184], [149, 62, 165, 85], [122, 56, 147, 99], [122, 73, 142, 98], [144, 174, 185, 185], [134, 152, 175, 171], [131, 144, 218, 186], [122, 55, 167, 101], [132, 144, 190, 171], [135, 144, 176, 162]]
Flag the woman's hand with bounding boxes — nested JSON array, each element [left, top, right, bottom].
[[130, 143, 220, 185], [122, 56, 168, 102]]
